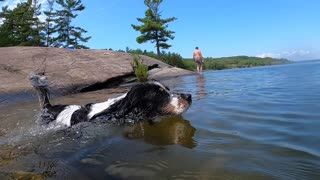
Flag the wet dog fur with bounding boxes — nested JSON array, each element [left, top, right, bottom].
[[29, 73, 192, 127]]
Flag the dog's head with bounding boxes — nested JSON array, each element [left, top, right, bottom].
[[122, 80, 192, 116]]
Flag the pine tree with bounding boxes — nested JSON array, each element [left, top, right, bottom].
[[131, 0, 177, 58], [0, 0, 43, 46], [71, 28, 91, 49], [54, 0, 91, 48], [0, 6, 13, 46], [31, 0, 45, 46], [43, 0, 57, 47]]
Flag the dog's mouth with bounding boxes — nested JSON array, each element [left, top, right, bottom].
[[162, 93, 192, 115]]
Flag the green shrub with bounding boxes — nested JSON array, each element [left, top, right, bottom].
[[162, 52, 186, 68], [131, 55, 148, 82], [125, 47, 187, 69], [180, 59, 196, 71]]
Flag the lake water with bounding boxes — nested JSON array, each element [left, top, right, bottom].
[[0, 61, 319, 179]]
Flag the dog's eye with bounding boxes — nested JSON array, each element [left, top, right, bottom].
[[159, 88, 165, 92]]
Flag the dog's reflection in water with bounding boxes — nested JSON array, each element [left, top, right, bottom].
[[123, 116, 196, 148]]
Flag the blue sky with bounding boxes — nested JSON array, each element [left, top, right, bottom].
[[1, 0, 320, 60]]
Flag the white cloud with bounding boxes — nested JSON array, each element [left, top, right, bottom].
[[256, 50, 318, 61]]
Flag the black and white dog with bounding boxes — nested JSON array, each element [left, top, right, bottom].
[[30, 74, 192, 127]]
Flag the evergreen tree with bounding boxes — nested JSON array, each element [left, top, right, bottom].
[[54, 0, 91, 48], [71, 28, 91, 49], [131, 0, 177, 58], [31, 0, 45, 46], [0, 0, 43, 46], [43, 0, 57, 47], [0, 6, 13, 46]]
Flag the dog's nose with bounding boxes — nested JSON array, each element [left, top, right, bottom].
[[181, 93, 192, 103]]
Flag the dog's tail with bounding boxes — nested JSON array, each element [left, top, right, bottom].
[[29, 73, 51, 108]]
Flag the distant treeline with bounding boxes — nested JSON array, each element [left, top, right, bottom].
[[109, 47, 291, 71], [184, 56, 291, 70]]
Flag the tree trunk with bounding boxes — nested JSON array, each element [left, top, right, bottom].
[[156, 44, 161, 59], [155, 31, 161, 59]]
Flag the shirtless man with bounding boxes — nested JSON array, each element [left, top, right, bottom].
[[193, 47, 204, 73]]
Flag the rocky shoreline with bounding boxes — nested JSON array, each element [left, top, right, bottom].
[[0, 47, 193, 106]]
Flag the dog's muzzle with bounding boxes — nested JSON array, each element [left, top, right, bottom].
[[180, 93, 192, 103]]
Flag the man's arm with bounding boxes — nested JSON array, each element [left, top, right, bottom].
[[199, 51, 204, 62]]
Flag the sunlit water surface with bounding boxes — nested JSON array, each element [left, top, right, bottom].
[[0, 61, 320, 179]]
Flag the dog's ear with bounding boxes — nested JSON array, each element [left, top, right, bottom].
[[98, 89, 144, 118], [120, 87, 145, 109]]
